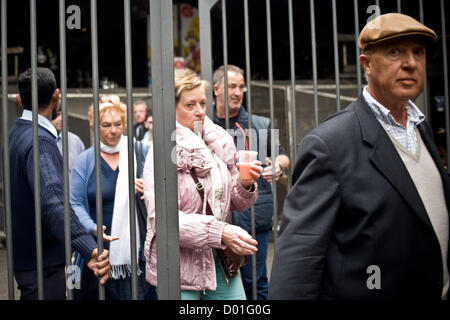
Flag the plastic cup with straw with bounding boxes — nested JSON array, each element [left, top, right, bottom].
[[236, 122, 258, 180]]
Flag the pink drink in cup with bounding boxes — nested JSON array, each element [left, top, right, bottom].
[[238, 150, 258, 180]]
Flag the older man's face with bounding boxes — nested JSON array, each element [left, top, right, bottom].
[[133, 103, 147, 124], [361, 37, 426, 107], [214, 71, 245, 118]]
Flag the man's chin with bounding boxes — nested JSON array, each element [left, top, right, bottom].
[[229, 104, 241, 114]]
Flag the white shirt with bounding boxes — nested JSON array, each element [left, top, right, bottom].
[[20, 109, 58, 139]]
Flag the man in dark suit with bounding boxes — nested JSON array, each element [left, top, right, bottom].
[[269, 13, 449, 300]]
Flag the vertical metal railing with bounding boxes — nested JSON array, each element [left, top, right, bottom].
[[30, 0, 45, 301], [243, 0, 257, 301], [440, 0, 450, 172], [221, 0, 230, 130], [418, 0, 430, 119], [59, 0, 73, 301], [90, 0, 105, 300], [199, 0, 218, 118], [310, 0, 319, 127], [353, 0, 362, 94], [265, 0, 278, 246], [1, 0, 15, 301], [150, 0, 181, 300], [1, 0, 449, 301], [123, 0, 139, 300], [331, 0, 341, 112], [288, 0, 297, 173]]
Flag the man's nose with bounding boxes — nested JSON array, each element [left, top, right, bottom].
[[231, 86, 242, 96], [402, 51, 418, 69]]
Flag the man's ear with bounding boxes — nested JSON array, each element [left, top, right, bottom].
[[213, 84, 219, 97], [52, 88, 60, 104], [16, 95, 23, 107], [359, 54, 371, 76]]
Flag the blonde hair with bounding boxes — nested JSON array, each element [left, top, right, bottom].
[[88, 95, 127, 130], [174, 68, 209, 104]]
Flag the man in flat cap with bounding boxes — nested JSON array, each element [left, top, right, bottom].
[[269, 13, 449, 300]]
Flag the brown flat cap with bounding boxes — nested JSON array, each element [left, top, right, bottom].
[[358, 13, 437, 50]]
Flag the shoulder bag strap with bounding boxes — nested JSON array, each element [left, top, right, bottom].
[[189, 170, 213, 216]]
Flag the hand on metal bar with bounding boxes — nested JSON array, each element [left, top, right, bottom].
[[87, 248, 111, 285]]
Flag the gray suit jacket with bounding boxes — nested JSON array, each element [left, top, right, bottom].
[[268, 95, 450, 300]]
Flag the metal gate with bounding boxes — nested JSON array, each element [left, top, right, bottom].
[[1, 0, 449, 300]]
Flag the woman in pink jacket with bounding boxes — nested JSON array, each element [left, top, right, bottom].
[[143, 68, 262, 300]]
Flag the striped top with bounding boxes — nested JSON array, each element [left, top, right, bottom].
[[363, 86, 425, 154]]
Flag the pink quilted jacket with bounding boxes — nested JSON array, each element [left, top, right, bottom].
[[143, 116, 257, 291]]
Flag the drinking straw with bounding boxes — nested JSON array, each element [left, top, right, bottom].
[[235, 122, 248, 151]]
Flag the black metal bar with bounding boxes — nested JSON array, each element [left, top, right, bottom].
[[30, 0, 44, 300], [90, 0, 105, 300], [418, 0, 429, 119], [265, 0, 279, 248], [221, 0, 229, 130], [59, 0, 72, 300], [440, 0, 450, 173], [331, 0, 341, 111], [243, 0, 257, 301], [310, 0, 319, 127], [150, 0, 181, 300], [124, 0, 139, 300], [354, 0, 362, 94], [288, 0, 297, 171], [1, 0, 15, 300], [199, 0, 218, 119]]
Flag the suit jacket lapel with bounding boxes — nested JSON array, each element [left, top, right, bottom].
[[353, 96, 435, 233]]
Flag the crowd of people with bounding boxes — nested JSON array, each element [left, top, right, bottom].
[[7, 13, 449, 301]]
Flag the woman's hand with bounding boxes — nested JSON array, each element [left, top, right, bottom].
[[135, 178, 144, 200], [237, 160, 262, 190], [221, 224, 258, 256], [94, 225, 120, 242]]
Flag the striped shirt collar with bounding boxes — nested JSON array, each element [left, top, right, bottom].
[[362, 86, 425, 128], [20, 109, 58, 139]]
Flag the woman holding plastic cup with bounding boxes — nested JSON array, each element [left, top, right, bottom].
[[143, 68, 262, 300]]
